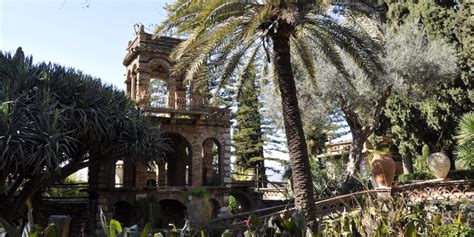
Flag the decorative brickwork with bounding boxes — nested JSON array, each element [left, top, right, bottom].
[[88, 25, 234, 228]]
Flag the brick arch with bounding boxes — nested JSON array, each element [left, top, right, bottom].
[[162, 132, 193, 187], [202, 137, 223, 186], [229, 191, 252, 213], [146, 57, 173, 81], [159, 199, 187, 228]]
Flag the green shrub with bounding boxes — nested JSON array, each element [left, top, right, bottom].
[[228, 196, 238, 214], [448, 170, 474, 180], [135, 196, 161, 228], [395, 172, 435, 184], [186, 186, 209, 198]]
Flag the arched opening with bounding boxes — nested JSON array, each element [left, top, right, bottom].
[[159, 199, 187, 228], [149, 79, 168, 108], [115, 160, 124, 188], [113, 201, 136, 227], [163, 133, 192, 187], [202, 138, 221, 186], [209, 199, 220, 218], [229, 192, 251, 213]]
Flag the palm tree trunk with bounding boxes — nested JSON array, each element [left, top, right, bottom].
[[272, 31, 318, 232]]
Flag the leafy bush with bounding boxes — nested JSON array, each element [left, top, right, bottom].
[[395, 172, 436, 184], [396, 170, 474, 184], [186, 186, 209, 198], [135, 196, 161, 228], [321, 197, 473, 236], [414, 144, 431, 173], [228, 196, 239, 214], [448, 170, 474, 180]]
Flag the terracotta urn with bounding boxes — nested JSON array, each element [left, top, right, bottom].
[[371, 152, 396, 188], [187, 196, 212, 229], [428, 152, 451, 179]]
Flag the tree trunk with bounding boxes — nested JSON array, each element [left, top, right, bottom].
[[272, 31, 318, 232], [402, 153, 414, 174], [340, 133, 366, 193], [346, 135, 365, 176]]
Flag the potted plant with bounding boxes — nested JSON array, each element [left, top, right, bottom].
[[186, 187, 212, 230], [370, 135, 396, 188]]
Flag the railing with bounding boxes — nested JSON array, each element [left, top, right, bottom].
[[211, 180, 474, 233]]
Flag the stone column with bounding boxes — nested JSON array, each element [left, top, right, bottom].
[[125, 76, 131, 96], [222, 127, 232, 187], [191, 143, 203, 186], [158, 162, 167, 187], [167, 78, 176, 109], [130, 74, 136, 101], [136, 71, 151, 105]]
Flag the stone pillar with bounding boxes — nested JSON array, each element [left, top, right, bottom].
[[158, 162, 167, 187], [167, 78, 176, 109], [136, 71, 151, 105], [130, 74, 136, 101], [192, 143, 203, 186], [125, 77, 131, 96], [222, 127, 232, 187], [122, 160, 135, 188], [202, 139, 213, 185], [97, 161, 115, 189]]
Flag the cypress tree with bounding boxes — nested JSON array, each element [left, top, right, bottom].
[[233, 65, 266, 184]]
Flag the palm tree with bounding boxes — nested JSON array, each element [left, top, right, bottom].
[[456, 113, 474, 169], [159, 0, 383, 230]]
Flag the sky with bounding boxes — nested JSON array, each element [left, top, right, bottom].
[[0, 0, 291, 181], [1, 0, 173, 90]]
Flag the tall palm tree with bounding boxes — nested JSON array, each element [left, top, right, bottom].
[[159, 0, 383, 230]]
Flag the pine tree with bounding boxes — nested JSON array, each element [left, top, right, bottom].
[[233, 65, 266, 184]]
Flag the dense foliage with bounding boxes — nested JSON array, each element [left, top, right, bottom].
[[383, 0, 473, 169], [0, 48, 168, 222], [310, 20, 457, 181], [455, 113, 474, 169]]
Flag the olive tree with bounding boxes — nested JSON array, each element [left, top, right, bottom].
[[312, 21, 458, 183]]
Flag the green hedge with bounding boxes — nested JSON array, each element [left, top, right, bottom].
[[395, 170, 474, 184], [448, 169, 474, 180]]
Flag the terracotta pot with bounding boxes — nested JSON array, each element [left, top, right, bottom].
[[187, 196, 212, 229], [428, 152, 451, 179], [371, 153, 396, 188]]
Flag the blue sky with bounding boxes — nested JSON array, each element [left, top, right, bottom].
[[1, 0, 173, 90]]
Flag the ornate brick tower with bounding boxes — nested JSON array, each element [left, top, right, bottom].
[[88, 25, 232, 227]]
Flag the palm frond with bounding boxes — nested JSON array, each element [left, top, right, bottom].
[[290, 36, 317, 82]]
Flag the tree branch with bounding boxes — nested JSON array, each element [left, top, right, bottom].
[[368, 85, 393, 135]]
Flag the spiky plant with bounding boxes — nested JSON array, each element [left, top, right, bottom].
[[455, 113, 474, 169], [0, 48, 169, 222], [158, 0, 383, 231]]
